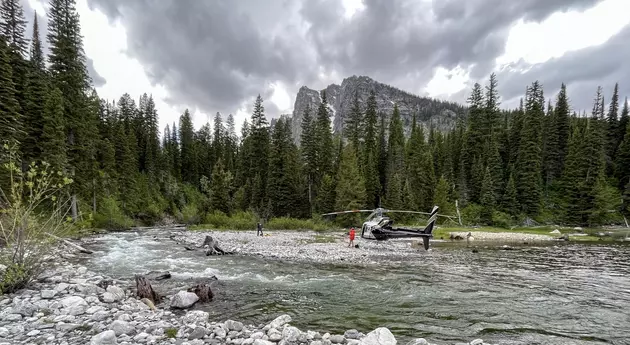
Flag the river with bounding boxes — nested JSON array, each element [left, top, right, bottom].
[[79, 229, 630, 345]]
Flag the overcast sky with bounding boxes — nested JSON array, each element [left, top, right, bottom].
[[23, 0, 630, 133]]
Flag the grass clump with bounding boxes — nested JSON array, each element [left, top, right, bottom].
[[92, 196, 134, 231], [165, 328, 178, 338]]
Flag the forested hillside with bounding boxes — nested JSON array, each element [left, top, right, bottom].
[[1, 0, 629, 229]]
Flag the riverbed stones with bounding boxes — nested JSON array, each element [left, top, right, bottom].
[[109, 320, 135, 335], [269, 314, 292, 329], [60, 296, 88, 316], [330, 334, 346, 343], [188, 326, 207, 339], [344, 330, 360, 339], [183, 310, 209, 324], [171, 291, 199, 309], [361, 327, 396, 345], [41, 289, 56, 299], [469, 339, 483, 345], [253, 340, 274, 345], [226, 319, 244, 331], [90, 330, 117, 345], [102, 285, 125, 303], [405, 339, 428, 345]]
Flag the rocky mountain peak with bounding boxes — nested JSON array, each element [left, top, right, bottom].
[[290, 75, 466, 145]]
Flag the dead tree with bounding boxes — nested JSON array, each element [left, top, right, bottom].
[[135, 275, 160, 304], [202, 235, 232, 255], [187, 283, 214, 302]]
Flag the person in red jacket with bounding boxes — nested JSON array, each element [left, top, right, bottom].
[[348, 227, 356, 247]]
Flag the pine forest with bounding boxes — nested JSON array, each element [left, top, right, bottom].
[[1, 0, 630, 231]]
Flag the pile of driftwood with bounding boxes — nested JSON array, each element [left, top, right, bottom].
[[177, 235, 233, 256], [133, 270, 216, 305]]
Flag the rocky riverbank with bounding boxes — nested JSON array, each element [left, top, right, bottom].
[[169, 229, 554, 266], [0, 249, 497, 345]]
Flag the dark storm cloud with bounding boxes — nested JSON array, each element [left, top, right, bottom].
[[494, 23, 630, 112], [86, 0, 314, 117], [85, 0, 605, 117], [86, 58, 106, 87]]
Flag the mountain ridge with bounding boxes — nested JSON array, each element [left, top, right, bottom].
[[290, 75, 467, 145]]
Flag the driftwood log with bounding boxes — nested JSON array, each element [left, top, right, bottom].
[[45, 233, 93, 254], [187, 283, 214, 302], [135, 275, 160, 304], [202, 235, 232, 255], [145, 271, 171, 281]]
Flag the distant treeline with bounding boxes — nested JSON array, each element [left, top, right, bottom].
[[0, 0, 628, 229]]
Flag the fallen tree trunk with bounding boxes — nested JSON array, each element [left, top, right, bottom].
[[202, 235, 232, 255], [45, 232, 93, 254], [187, 283, 214, 302], [135, 275, 160, 304], [145, 271, 171, 281]]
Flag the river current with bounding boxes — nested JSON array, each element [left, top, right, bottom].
[[79, 230, 630, 345]]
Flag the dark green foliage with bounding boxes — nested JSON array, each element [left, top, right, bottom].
[[2, 5, 629, 229], [267, 118, 300, 218], [345, 90, 363, 156], [209, 159, 232, 216], [40, 87, 66, 171], [0, 37, 21, 145], [335, 143, 366, 224], [515, 81, 544, 215]]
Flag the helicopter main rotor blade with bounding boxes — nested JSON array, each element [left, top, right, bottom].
[[382, 210, 458, 220], [321, 209, 375, 216]]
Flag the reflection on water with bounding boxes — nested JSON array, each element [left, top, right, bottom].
[[80, 230, 630, 345]]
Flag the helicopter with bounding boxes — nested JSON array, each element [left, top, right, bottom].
[[321, 205, 459, 250]]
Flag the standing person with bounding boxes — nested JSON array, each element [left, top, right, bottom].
[[348, 227, 356, 247], [257, 222, 263, 236]]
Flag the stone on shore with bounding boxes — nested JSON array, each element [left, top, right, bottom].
[[60, 296, 88, 316], [269, 314, 292, 329], [90, 330, 117, 345], [171, 291, 199, 309], [361, 327, 396, 345]]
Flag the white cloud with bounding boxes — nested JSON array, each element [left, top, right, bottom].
[[497, 0, 630, 66]]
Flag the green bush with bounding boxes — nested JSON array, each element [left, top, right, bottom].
[[0, 263, 31, 295], [461, 203, 484, 225], [202, 211, 257, 230], [491, 211, 513, 229], [93, 197, 134, 230], [180, 204, 201, 225]]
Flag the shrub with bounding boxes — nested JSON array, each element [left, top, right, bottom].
[[93, 197, 134, 230], [0, 143, 73, 294]]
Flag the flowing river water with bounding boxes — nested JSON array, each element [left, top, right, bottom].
[[78, 229, 630, 345]]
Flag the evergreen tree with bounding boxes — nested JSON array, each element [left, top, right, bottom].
[[40, 86, 66, 171], [616, 117, 630, 190], [386, 104, 405, 203], [267, 118, 300, 217], [0, 37, 21, 146], [209, 159, 232, 215], [501, 171, 518, 216], [606, 83, 619, 169], [22, 14, 48, 164], [618, 98, 629, 153], [335, 143, 366, 219], [0, 0, 28, 56], [300, 104, 317, 211], [314, 91, 334, 184], [179, 109, 197, 185], [315, 174, 336, 214], [362, 90, 380, 207], [247, 95, 270, 208], [515, 81, 544, 215], [479, 166, 495, 223], [554, 84, 570, 173], [433, 176, 452, 216], [345, 90, 363, 156]]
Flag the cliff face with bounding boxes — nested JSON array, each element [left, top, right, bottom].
[[290, 75, 466, 145]]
